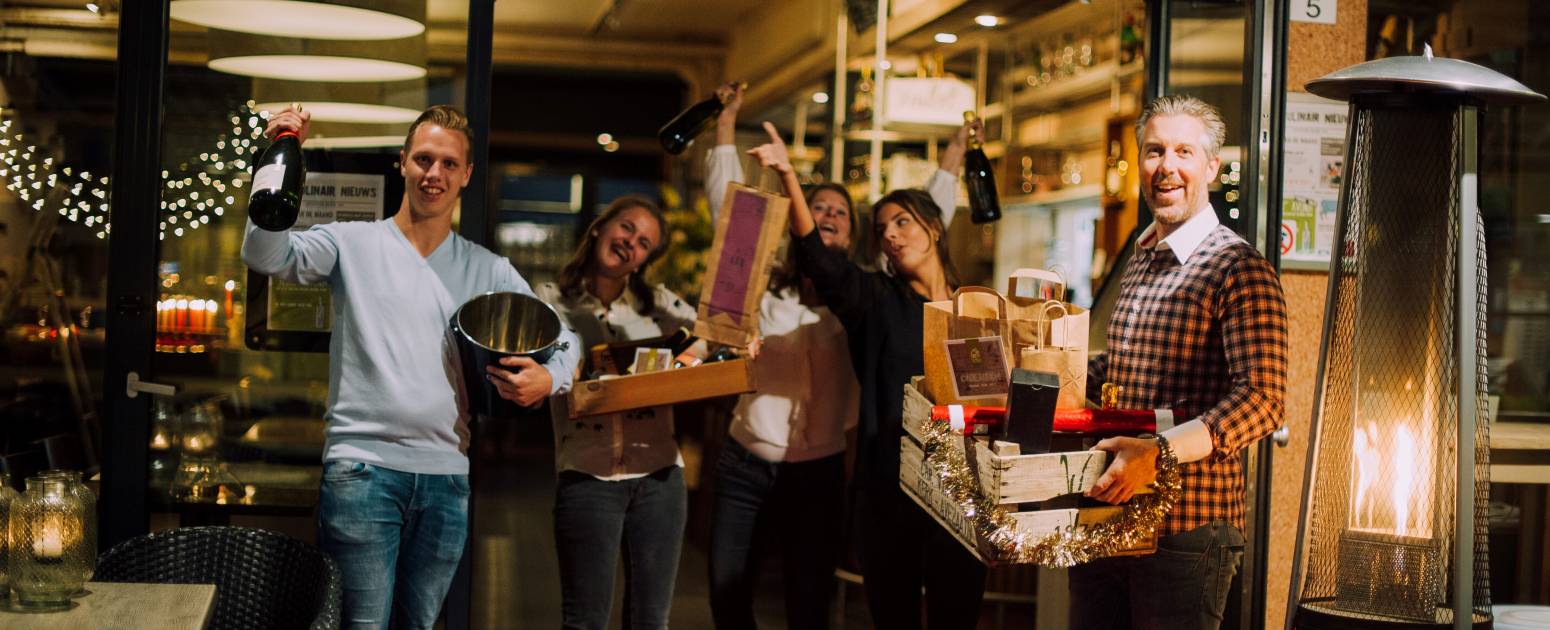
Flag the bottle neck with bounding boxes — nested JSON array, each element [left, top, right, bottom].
[[275, 130, 299, 141]]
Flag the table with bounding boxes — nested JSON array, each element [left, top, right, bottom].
[[0, 582, 215, 629]]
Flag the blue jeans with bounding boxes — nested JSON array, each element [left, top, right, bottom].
[[709, 440, 845, 629], [554, 466, 687, 630], [317, 460, 470, 630], [1068, 520, 1246, 630]]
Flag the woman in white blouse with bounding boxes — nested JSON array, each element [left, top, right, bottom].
[[536, 194, 698, 630], [702, 82, 972, 629]]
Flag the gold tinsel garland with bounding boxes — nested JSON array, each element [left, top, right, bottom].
[[918, 418, 1182, 568]]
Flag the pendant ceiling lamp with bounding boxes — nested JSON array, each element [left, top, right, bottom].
[[170, 0, 424, 41]]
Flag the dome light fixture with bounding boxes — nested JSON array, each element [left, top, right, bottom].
[[171, 0, 424, 41]]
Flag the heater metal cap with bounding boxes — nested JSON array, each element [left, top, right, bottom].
[[1307, 45, 1546, 105]]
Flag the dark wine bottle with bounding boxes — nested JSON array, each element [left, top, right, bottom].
[[248, 105, 307, 231], [963, 111, 1001, 224], [658, 82, 746, 155]]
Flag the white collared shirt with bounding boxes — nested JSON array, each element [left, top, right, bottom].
[[538, 281, 698, 480], [1137, 204, 1221, 265]]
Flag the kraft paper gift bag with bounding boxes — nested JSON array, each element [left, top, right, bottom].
[[923, 287, 1043, 406], [1016, 301, 1089, 409], [695, 181, 791, 347]]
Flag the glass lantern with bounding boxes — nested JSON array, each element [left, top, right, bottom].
[[39, 470, 98, 585], [7, 476, 88, 611], [0, 473, 18, 594]]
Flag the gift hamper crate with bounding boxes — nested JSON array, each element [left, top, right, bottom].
[[898, 376, 1156, 565], [567, 358, 755, 418]]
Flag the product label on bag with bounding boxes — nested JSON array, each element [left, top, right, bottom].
[[945, 336, 1010, 400]]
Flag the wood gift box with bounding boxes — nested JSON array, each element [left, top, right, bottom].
[[566, 359, 756, 418], [898, 376, 1156, 565]]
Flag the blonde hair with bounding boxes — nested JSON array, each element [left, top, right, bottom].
[[402, 105, 474, 160], [1135, 94, 1227, 158]]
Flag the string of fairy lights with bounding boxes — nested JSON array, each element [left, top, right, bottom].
[[0, 99, 270, 241]]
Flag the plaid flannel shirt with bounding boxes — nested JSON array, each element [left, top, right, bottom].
[[1087, 216, 1288, 535]]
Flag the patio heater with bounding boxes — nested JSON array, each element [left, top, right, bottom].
[[1286, 48, 1544, 629]]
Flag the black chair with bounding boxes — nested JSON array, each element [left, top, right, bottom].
[[95, 526, 341, 630]]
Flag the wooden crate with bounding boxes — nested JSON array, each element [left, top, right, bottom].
[[567, 359, 755, 418], [899, 376, 1156, 565]]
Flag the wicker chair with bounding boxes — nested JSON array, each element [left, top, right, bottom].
[[95, 526, 341, 630]]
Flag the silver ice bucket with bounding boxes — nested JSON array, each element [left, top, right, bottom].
[[451, 292, 564, 417]]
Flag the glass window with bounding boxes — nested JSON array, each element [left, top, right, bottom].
[[146, 2, 467, 522], [0, 2, 117, 486]]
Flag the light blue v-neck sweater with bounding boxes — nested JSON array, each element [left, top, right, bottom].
[[242, 218, 580, 474]]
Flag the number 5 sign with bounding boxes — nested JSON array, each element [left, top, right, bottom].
[[1293, 0, 1336, 24]]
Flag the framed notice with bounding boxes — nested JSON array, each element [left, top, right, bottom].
[[1280, 92, 1349, 270], [245, 151, 401, 352]]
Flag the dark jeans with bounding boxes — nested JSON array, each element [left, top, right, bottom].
[[554, 466, 687, 630], [708, 440, 845, 629], [1069, 520, 1246, 630], [859, 479, 987, 630], [317, 460, 470, 630]]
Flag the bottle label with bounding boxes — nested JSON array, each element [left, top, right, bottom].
[[251, 163, 286, 194]]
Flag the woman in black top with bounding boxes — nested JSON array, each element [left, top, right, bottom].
[[748, 123, 987, 630]]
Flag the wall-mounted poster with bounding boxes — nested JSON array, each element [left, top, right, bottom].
[[1281, 92, 1349, 269]]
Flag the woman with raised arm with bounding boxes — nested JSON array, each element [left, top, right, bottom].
[[534, 195, 697, 630], [746, 123, 986, 630]]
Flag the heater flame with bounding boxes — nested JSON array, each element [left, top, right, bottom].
[[1350, 418, 1434, 538]]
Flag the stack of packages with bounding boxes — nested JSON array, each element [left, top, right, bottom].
[[901, 268, 1157, 566]]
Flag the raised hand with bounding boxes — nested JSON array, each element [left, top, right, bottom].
[[745, 122, 793, 175], [263, 104, 312, 145]]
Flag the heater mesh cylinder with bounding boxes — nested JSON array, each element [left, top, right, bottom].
[[1294, 103, 1491, 627]]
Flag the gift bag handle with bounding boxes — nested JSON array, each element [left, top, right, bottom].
[[951, 286, 1007, 319], [949, 286, 1007, 343], [1042, 301, 1072, 349]]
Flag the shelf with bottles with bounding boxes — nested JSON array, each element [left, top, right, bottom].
[[154, 273, 245, 355]]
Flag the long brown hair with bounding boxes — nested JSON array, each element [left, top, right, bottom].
[[872, 188, 960, 290], [556, 195, 669, 314], [770, 183, 857, 292]]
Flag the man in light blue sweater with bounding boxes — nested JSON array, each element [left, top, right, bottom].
[[243, 104, 579, 629]]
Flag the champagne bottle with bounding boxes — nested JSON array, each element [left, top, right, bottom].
[[963, 111, 1001, 224], [248, 103, 307, 231], [658, 82, 746, 155]]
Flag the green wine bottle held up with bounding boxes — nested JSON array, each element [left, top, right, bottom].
[[658, 82, 747, 155], [963, 110, 1002, 224], [248, 102, 307, 231]]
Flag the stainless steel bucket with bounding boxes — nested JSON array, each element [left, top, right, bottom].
[[450, 292, 564, 417]]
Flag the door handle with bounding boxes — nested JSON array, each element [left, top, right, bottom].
[[1272, 425, 1290, 448], [126, 371, 177, 398]]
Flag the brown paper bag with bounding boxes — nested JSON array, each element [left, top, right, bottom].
[[695, 182, 791, 347], [1015, 301, 1089, 408], [924, 287, 1048, 406]]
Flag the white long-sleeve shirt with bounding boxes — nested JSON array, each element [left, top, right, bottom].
[[242, 218, 580, 475], [703, 144, 963, 462]]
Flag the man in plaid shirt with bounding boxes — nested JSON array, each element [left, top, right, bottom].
[[1071, 94, 1288, 629]]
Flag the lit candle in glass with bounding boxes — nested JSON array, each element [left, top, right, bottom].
[[205, 299, 218, 333], [32, 513, 64, 562]]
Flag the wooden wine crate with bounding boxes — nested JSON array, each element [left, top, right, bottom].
[[899, 376, 1156, 565], [567, 359, 755, 418]]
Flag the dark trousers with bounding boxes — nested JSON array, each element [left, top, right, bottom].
[[1069, 520, 1246, 630], [708, 440, 845, 629], [553, 466, 687, 630], [859, 479, 987, 630]]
